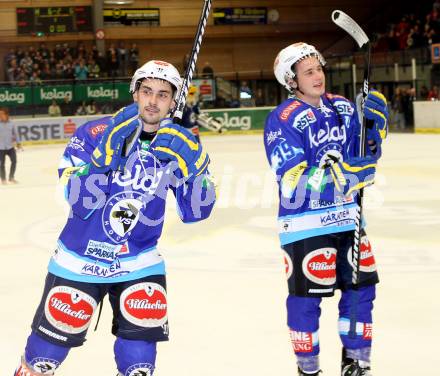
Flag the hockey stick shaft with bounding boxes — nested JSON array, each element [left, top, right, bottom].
[[332, 10, 371, 285], [173, 0, 212, 122]]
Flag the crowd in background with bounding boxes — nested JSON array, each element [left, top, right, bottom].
[[374, 1, 440, 51], [2, 1, 440, 116], [390, 83, 440, 130], [3, 42, 139, 84], [47, 96, 114, 117]]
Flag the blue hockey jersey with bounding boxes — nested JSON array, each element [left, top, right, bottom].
[[50, 116, 216, 283], [264, 94, 378, 246]]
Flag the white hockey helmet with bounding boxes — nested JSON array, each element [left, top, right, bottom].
[[130, 60, 183, 98], [274, 42, 326, 92]]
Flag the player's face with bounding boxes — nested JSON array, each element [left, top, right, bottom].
[[295, 57, 325, 106], [133, 78, 175, 132]]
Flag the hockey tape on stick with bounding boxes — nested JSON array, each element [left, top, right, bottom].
[[173, 0, 212, 122], [331, 10, 369, 48], [332, 10, 371, 285]]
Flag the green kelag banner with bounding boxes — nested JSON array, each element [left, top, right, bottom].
[[74, 82, 131, 103], [0, 82, 131, 106], [203, 106, 274, 132], [0, 86, 32, 105]]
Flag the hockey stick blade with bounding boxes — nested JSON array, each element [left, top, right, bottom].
[[331, 10, 369, 48]]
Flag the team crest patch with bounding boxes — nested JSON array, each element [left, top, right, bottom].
[[126, 363, 155, 376], [29, 358, 60, 374], [102, 191, 145, 243]]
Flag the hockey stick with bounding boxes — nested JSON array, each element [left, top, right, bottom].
[[331, 10, 371, 285], [123, 1, 211, 158], [173, 0, 212, 122]]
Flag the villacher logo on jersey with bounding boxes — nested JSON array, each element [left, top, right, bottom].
[[120, 282, 168, 328], [302, 248, 337, 285], [44, 286, 97, 334]]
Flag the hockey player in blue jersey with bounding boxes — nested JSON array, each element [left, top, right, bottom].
[[264, 43, 388, 375], [15, 60, 216, 376]]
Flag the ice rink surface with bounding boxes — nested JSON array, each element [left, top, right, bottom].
[[1, 133, 439, 375]]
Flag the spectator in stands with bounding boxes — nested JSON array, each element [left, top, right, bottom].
[[20, 52, 33, 77], [255, 88, 265, 107], [4, 41, 149, 81], [406, 87, 417, 126], [107, 43, 120, 77], [392, 87, 406, 130], [202, 61, 214, 78], [74, 60, 89, 80], [29, 71, 42, 85], [129, 43, 139, 74], [33, 51, 43, 68], [91, 45, 99, 61], [54, 44, 63, 60], [4, 49, 16, 77], [60, 95, 74, 116], [20, 51, 32, 68], [16, 71, 27, 87], [76, 101, 87, 116], [87, 59, 101, 79], [118, 42, 128, 76], [100, 102, 114, 114], [63, 62, 75, 80], [96, 51, 107, 76], [76, 42, 87, 61], [427, 85, 440, 100], [183, 52, 191, 72], [407, 25, 423, 48], [420, 85, 429, 99], [54, 63, 64, 80], [48, 100, 61, 117], [38, 43, 50, 60], [48, 51, 57, 67], [239, 81, 254, 107], [6, 59, 18, 82], [86, 100, 98, 115], [16, 48, 24, 63]]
